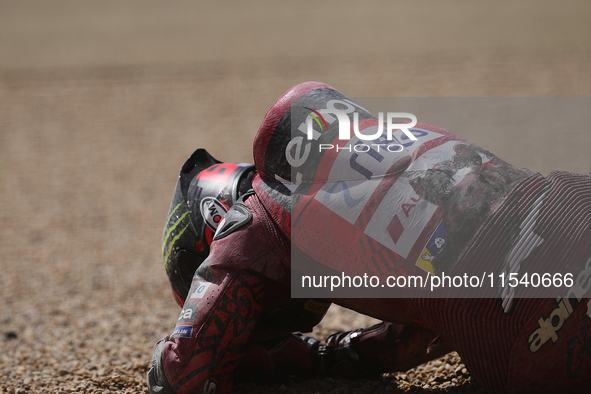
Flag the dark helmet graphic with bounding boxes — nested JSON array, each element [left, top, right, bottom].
[[162, 149, 256, 306]]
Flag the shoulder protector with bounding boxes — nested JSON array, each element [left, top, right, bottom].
[[213, 191, 254, 241]]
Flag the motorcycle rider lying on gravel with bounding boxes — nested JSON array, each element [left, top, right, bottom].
[[148, 82, 591, 394]]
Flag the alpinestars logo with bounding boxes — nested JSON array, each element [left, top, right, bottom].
[[201, 379, 216, 394], [528, 246, 591, 353]]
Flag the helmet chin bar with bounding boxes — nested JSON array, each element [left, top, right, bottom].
[[167, 249, 206, 306]]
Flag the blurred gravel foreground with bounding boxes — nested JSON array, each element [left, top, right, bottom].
[[1, 1, 590, 393]]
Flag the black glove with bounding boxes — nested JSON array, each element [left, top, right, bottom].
[[313, 322, 446, 378], [315, 325, 386, 379]]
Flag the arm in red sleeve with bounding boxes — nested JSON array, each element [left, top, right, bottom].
[[148, 270, 264, 394]]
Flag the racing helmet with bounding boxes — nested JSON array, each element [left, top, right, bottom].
[[162, 149, 256, 306]]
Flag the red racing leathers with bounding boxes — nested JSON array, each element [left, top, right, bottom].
[[148, 82, 591, 394]]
